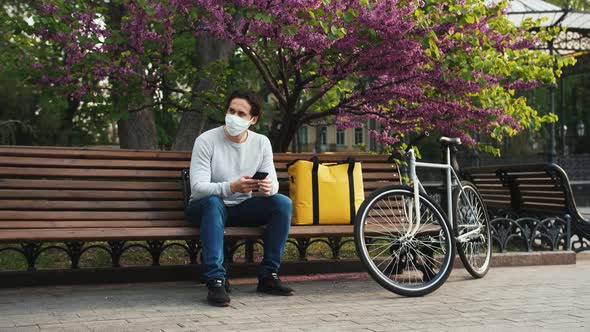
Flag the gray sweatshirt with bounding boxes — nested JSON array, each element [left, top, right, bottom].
[[189, 126, 279, 206]]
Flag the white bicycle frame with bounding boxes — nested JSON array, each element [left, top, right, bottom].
[[406, 147, 482, 243]]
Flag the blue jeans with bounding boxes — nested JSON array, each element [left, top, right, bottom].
[[184, 194, 292, 282]]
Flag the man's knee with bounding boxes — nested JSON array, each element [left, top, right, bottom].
[[186, 195, 226, 226], [201, 195, 227, 222], [269, 194, 293, 215], [202, 195, 225, 209]]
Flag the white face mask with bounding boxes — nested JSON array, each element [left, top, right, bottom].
[[225, 114, 253, 137]]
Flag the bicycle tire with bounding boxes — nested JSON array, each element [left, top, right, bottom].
[[453, 181, 492, 278], [354, 185, 455, 297]]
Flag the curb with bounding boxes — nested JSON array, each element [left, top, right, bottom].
[[452, 251, 577, 269], [489, 251, 576, 267]]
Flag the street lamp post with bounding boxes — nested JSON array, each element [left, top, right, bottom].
[[563, 124, 568, 156], [567, 120, 586, 155], [577, 120, 586, 137], [549, 81, 557, 164]]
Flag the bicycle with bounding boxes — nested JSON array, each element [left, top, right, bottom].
[[354, 133, 492, 297]]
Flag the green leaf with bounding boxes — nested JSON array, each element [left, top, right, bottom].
[[428, 38, 440, 60]]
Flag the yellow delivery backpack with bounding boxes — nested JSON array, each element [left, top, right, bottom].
[[287, 157, 364, 225]]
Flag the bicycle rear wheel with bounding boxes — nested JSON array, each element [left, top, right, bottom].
[[453, 181, 492, 278], [354, 185, 455, 297]]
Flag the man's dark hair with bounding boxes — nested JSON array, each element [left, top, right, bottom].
[[225, 90, 263, 118]]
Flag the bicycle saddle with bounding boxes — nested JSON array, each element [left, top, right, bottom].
[[439, 136, 462, 146]]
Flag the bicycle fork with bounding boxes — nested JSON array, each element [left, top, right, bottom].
[[406, 149, 421, 239]]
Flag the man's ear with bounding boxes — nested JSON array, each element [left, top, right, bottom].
[[250, 116, 259, 125]]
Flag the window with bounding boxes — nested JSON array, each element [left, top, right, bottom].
[[320, 126, 328, 145], [354, 127, 364, 145], [336, 129, 345, 145], [299, 126, 308, 145]]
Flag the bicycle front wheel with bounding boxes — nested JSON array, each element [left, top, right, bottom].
[[354, 185, 455, 297], [453, 181, 492, 278]]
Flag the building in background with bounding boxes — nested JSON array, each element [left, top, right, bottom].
[[289, 119, 380, 153]]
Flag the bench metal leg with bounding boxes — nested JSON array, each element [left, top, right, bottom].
[[65, 241, 84, 269], [108, 241, 125, 268], [21, 243, 42, 272], [147, 240, 165, 266], [245, 240, 255, 263]]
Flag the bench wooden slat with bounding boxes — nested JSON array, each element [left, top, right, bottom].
[[0, 146, 190, 160], [522, 201, 566, 209], [519, 194, 565, 200], [0, 167, 180, 179], [514, 178, 561, 185], [471, 179, 504, 185], [0, 227, 203, 242], [0, 225, 359, 242], [363, 181, 403, 190], [475, 188, 510, 194], [0, 179, 181, 191], [0, 211, 184, 220], [0, 220, 187, 228], [0, 190, 182, 200], [0, 157, 189, 170], [472, 182, 504, 188], [478, 193, 510, 199], [0, 200, 184, 210], [515, 184, 561, 189], [482, 199, 511, 206], [518, 189, 564, 194]]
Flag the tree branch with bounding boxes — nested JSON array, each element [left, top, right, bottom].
[[239, 44, 287, 107], [127, 101, 199, 113], [301, 108, 339, 122], [278, 48, 290, 98], [298, 79, 341, 115]]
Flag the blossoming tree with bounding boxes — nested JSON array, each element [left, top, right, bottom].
[[24, 0, 573, 151]]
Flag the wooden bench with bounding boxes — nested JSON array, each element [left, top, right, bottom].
[[462, 163, 590, 253], [0, 145, 400, 284]]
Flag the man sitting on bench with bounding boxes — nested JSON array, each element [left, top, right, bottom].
[[185, 90, 294, 307]]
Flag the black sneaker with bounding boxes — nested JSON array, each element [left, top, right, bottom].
[[206, 278, 230, 307], [257, 273, 294, 296], [225, 278, 232, 294]]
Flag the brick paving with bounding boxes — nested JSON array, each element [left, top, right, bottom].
[[1, 260, 589, 331]]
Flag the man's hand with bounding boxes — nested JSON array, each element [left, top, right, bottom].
[[258, 177, 273, 196], [230, 176, 259, 193]]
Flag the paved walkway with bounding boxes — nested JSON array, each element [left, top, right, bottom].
[[1, 261, 589, 332]]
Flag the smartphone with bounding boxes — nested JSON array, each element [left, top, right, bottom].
[[252, 171, 268, 180]]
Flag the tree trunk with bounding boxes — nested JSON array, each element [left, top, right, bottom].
[[108, 3, 158, 150], [269, 114, 300, 152], [315, 126, 322, 153], [117, 107, 158, 149], [171, 34, 235, 151], [58, 95, 79, 146]]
